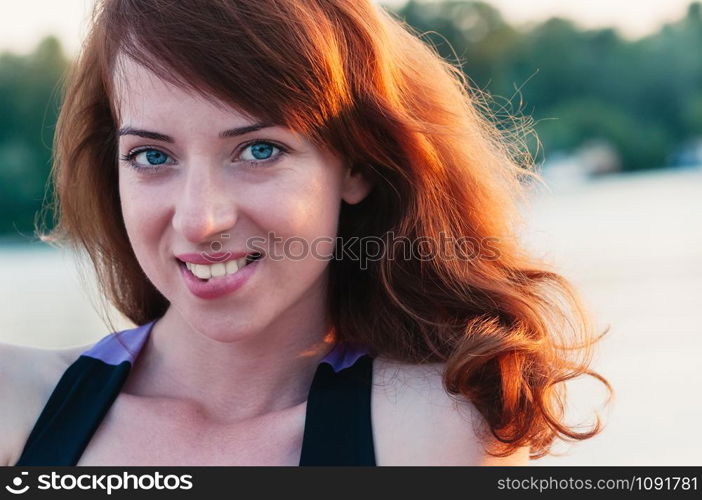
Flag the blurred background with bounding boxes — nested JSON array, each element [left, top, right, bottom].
[[0, 0, 700, 465]]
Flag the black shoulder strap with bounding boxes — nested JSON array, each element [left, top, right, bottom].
[[14, 356, 131, 466], [16, 352, 376, 466], [298, 354, 376, 466]]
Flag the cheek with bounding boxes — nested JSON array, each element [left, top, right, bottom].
[[120, 183, 146, 235], [119, 180, 167, 264], [253, 175, 342, 247], [246, 172, 342, 277]]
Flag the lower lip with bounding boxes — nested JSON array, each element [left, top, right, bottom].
[[178, 258, 260, 300]]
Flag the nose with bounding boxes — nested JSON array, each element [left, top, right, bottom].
[[171, 163, 238, 245]]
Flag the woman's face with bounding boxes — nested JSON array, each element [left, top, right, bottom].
[[114, 54, 372, 341]]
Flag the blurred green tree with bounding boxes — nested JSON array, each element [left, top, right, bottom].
[[390, 0, 702, 172], [0, 36, 68, 238]]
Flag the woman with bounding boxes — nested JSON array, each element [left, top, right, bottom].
[[2, 0, 612, 466]]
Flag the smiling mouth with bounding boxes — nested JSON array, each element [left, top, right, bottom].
[[177, 252, 263, 282]]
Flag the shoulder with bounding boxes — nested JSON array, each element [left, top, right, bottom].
[[0, 340, 90, 465], [371, 356, 530, 466]]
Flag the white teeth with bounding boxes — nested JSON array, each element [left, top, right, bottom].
[[184, 257, 253, 280], [210, 262, 226, 278], [226, 260, 239, 274], [190, 263, 212, 279]]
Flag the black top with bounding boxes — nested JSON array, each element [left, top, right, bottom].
[[13, 319, 376, 466]]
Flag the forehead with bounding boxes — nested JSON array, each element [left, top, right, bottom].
[[112, 53, 256, 128]]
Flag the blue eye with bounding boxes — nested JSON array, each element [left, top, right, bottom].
[[240, 141, 286, 166], [142, 150, 168, 165], [119, 140, 288, 174], [119, 147, 173, 173], [248, 143, 274, 160]]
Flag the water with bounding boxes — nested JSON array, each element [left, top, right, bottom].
[[1, 167, 700, 465], [523, 167, 702, 466], [0, 244, 133, 348]]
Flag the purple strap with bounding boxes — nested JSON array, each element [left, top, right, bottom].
[[81, 320, 155, 365], [81, 319, 367, 373]]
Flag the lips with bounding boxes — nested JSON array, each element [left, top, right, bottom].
[[177, 251, 261, 299], [175, 251, 264, 265], [177, 253, 262, 281]]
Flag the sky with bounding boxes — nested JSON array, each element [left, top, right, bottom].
[[0, 0, 697, 58]]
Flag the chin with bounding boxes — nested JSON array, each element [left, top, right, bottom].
[[183, 310, 264, 343]]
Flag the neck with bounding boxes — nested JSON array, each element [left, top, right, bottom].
[[121, 306, 336, 425]]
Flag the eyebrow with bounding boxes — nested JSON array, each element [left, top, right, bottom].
[[117, 122, 276, 142]]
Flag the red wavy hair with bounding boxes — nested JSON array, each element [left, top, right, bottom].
[[38, 0, 613, 460]]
